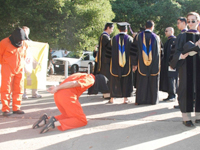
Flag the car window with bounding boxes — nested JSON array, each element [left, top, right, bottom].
[[52, 51, 62, 58], [83, 53, 89, 60]]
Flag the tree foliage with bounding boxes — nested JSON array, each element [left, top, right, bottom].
[[110, 0, 200, 42], [0, 0, 115, 51], [1, 0, 200, 50]]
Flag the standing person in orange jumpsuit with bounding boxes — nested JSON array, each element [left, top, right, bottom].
[[0, 27, 28, 116], [32, 73, 95, 134]]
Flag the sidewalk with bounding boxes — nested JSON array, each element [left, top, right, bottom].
[[0, 89, 200, 150]]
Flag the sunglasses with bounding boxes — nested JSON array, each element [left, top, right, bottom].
[[187, 20, 196, 24]]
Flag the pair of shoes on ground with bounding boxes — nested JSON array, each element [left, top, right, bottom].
[[183, 119, 200, 127], [32, 114, 56, 134], [2, 110, 25, 116]]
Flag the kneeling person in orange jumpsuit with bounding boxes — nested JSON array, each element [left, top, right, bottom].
[[0, 27, 28, 116], [32, 73, 95, 134]]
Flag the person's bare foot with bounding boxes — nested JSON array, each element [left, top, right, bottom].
[[123, 97, 128, 103], [106, 98, 114, 104]]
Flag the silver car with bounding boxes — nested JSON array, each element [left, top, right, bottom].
[[53, 51, 95, 74]]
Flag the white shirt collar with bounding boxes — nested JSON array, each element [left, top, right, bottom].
[[145, 29, 152, 32], [119, 32, 127, 34]]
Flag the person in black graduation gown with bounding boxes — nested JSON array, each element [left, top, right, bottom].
[[94, 23, 114, 76], [172, 17, 188, 109], [160, 27, 177, 101], [88, 23, 114, 98], [170, 12, 200, 127], [132, 20, 161, 105], [132, 27, 146, 90], [106, 22, 134, 104]]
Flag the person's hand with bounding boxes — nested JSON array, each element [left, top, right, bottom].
[[47, 85, 58, 94], [132, 32, 137, 38], [94, 45, 98, 51], [195, 40, 200, 48], [180, 53, 189, 59], [132, 65, 137, 72]]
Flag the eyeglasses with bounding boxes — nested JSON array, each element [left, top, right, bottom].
[[187, 20, 196, 24], [165, 30, 168, 32]]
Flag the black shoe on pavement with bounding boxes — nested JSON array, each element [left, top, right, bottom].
[[174, 105, 180, 109], [40, 116, 56, 134], [163, 97, 175, 102], [102, 96, 111, 100], [195, 119, 200, 123], [2, 111, 12, 116], [183, 120, 195, 127], [32, 113, 48, 129], [13, 110, 25, 114]]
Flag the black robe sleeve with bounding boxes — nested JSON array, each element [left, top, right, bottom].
[[170, 33, 186, 69], [105, 38, 112, 59], [130, 34, 139, 66]]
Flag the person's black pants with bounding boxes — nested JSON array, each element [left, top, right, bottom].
[[168, 77, 176, 98]]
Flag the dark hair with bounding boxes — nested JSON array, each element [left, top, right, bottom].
[[119, 26, 127, 32], [145, 20, 154, 29], [104, 23, 114, 30], [177, 17, 187, 24]]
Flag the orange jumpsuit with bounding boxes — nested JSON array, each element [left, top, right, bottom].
[[54, 73, 95, 131], [0, 37, 27, 112]]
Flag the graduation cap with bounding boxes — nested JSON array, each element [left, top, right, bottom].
[[182, 41, 200, 56], [117, 22, 134, 34], [117, 22, 130, 31]]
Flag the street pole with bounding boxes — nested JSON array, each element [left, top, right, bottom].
[[65, 61, 68, 78]]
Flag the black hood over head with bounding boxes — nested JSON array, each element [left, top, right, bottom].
[[9, 27, 26, 48]]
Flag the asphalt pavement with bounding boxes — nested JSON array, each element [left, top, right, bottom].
[[0, 86, 200, 150]]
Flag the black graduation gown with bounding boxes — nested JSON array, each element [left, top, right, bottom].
[[160, 37, 177, 92], [88, 74, 109, 94], [131, 34, 139, 88], [170, 32, 200, 113], [133, 31, 161, 104], [89, 33, 111, 95], [94, 32, 111, 79], [109, 33, 133, 97]]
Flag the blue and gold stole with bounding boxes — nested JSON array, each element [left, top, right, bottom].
[[116, 34, 128, 67], [141, 32, 156, 66]]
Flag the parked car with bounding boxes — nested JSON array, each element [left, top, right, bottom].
[[53, 51, 95, 74], [52, 50, 69, 58]]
